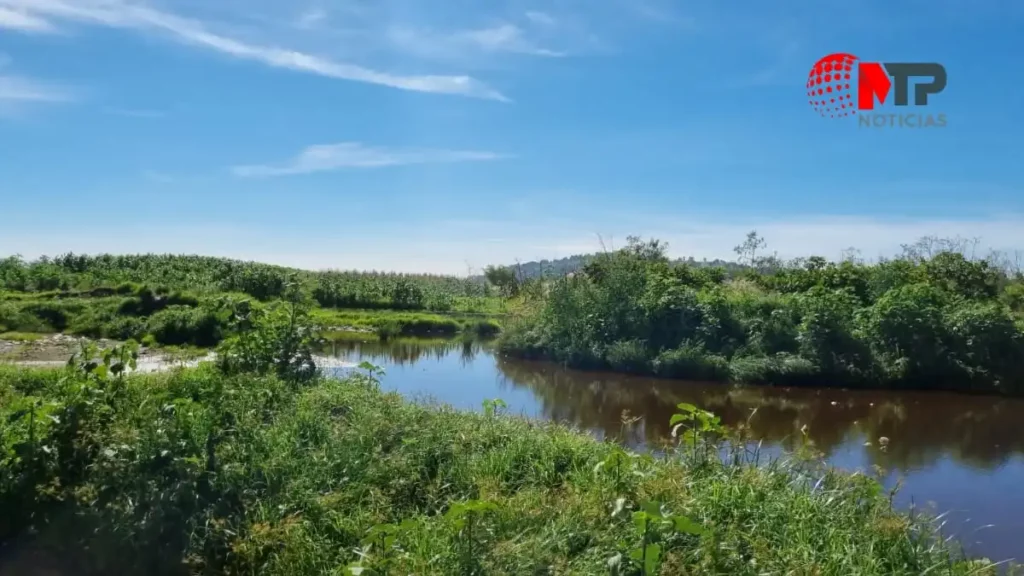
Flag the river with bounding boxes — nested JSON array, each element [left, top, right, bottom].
[[320, 336, 1024, 564]]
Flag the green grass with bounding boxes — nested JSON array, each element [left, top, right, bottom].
[[0, 331, 47, 342], [0, 364, 1007, 575], [1, 281, 504, 351], [314, 308, 502, 338]]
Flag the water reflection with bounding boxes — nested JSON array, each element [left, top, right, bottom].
[[323, 337, 1024, 473], [320, 337, 1024, 561], [497, 357, 1024, 474], [322, 337, 484, 368]]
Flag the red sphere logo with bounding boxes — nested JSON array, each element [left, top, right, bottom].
[[807, 53, 858, 118]]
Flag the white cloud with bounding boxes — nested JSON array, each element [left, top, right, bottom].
[[103, 107, 165, 118], [0, 0, 507, 101], [460, 24, 564, 57], [142, 170, 174, 183], [232, 142, 507, 177], [389, 23, 564, 61], [0, 6, 56, 32], [525, 11, 556, 26], [294, 7, 326, 29], [0, 75, 74, 102]]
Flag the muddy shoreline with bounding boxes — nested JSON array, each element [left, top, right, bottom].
[[1, 334, 360, 372]]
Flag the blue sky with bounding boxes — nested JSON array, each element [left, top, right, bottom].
[[2, 0, 1023, 273]]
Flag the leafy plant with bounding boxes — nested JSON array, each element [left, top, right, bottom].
[[215, 286, 320, 384], [481, 398, 507, 417], [445, 499, 499, 574], [670, 403, 722, 465], [608, 501, 706, 575]]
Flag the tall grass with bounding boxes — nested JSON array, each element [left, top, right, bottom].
[[0, 363, 1005, 575], [315, 308, 501, 339]]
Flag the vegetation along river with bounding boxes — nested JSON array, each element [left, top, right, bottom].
[[322, 336, 1024, 565]]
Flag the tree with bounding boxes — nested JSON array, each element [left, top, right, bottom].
[[484, 265, 519, 297], [733, 231, 766, 267]]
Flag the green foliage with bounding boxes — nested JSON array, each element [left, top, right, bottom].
[[860, 283, 949, 381], [669, 403, 723, 466], [651, 342, 730, 380], [0, 253, 497, 315], [923, 252, 1001, 299], [1, 255, 508, 347], [0, 365, 1003, 575], [481, 398, 507, 417], [499, 236, 1024, 395], [483, 265, 520, 297], [147, 305, 224, 347], [215, 292, 320, 384], [610, 500, 705, 575]]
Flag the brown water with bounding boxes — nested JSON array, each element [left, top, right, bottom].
[[320, 337, 1024, 564]]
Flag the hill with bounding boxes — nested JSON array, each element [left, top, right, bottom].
[[486, 253, 750, 280]]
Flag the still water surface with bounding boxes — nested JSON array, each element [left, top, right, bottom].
[[321, 337, 1024, 563]]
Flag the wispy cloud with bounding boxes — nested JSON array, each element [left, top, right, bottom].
[[388, 22, 564, 62], [733, 38, 802, 88], [461, 24, 564, 57], [0, 6, 56, 32], [103, 107, 166, 118], [232, 142, 507, 177], [294, 7, 326, 30], [524, 11, 556, 26], [625, 0, 692, 27], [0, 75, 74, 103], [142, 170, 174, 183], [0, 0, 507, 101]]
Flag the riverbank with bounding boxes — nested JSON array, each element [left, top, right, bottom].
[[0, 362, 1001, 575], [499, 237, 1024, 395], [0, 288, 504, 350], [0, 254, 511, 349]]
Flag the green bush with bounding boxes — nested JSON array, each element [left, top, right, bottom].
[[147, 306, 224, 347], [1001, 281, 1024, 314], [605, 339, 650, 374], [943, 302, 1024, 391], [860, 283, 950, 383], [216, 298, 318, 383], [0, 303, 50, 333], [794, 287, 874, 379], [730, 353, 819, 386], [104, 316, 148, 341], [499, 236, 1024, 394], [652, 343, 730, 380]]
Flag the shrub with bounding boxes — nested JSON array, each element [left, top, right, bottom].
[[22, 301, 75, 331], [943, 302, 1024, 392], [147, 306, 224, 347], [730, 353, 819, 386], [1001, 282, 1024, 314], [652, 343, 730, 380], [0, 303, 49, 333], [794, 287, 874, 378], [605, 339, 650, 374], [216, 298, 319, 383], [468, 319, 501, 338], [104, 316, 148, 341], [860, 283, 949, 382], [924, 252, 1000, 300]]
